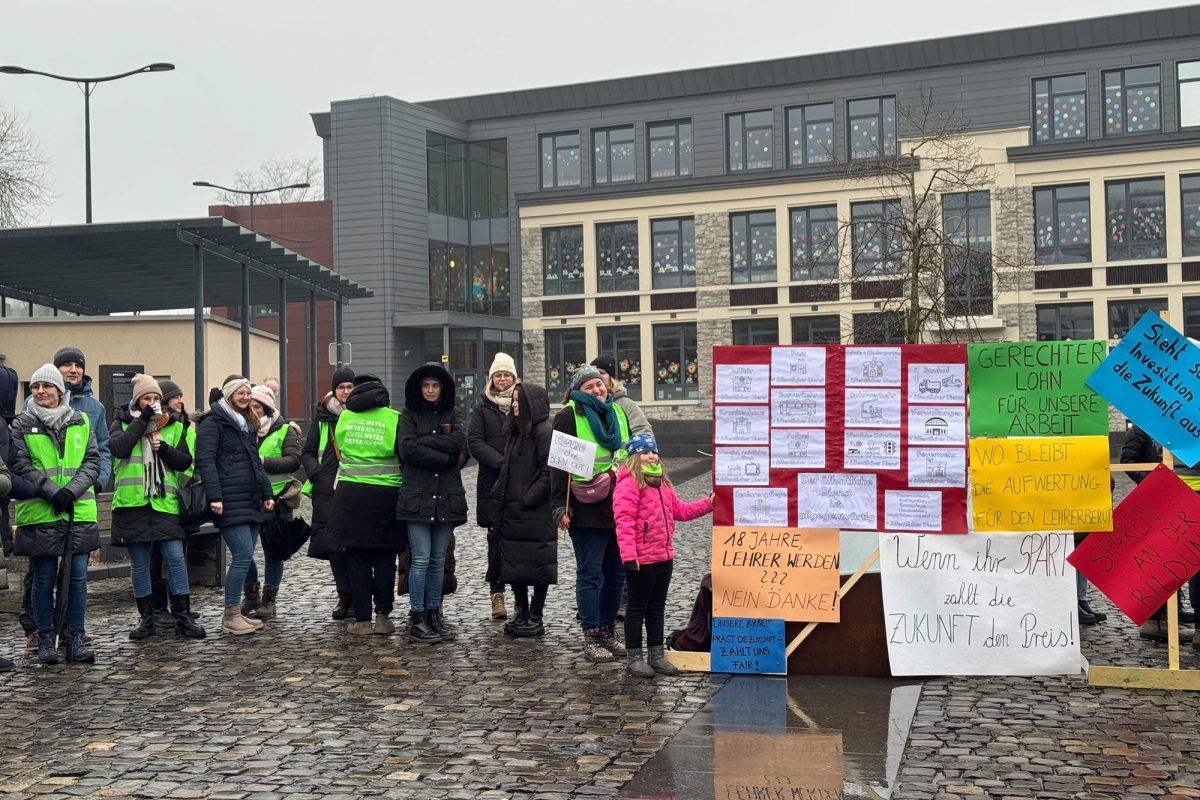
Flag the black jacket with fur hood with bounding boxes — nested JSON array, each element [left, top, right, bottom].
[[395, 365, 468, 524]]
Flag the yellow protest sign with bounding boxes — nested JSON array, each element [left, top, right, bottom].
[[712, 526, 841, 622], [969, 436, 1112, 533]]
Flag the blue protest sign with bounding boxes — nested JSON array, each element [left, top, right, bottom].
[[710, 617, 787, 674], [1086, 311, 1200, 467]]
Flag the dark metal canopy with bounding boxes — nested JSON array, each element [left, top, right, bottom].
[[0, 216, 371, 314]]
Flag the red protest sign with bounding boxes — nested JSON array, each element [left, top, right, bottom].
[[1068, 464, 1200, 625]]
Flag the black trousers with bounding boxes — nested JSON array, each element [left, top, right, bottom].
[[623, 559, 673, 649], [512, 583, 549, 616], [346, 547, 397, 622], [329, 551, 351, 593]]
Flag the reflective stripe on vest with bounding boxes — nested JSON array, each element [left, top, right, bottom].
[[564, 400, 629, 480], [258, 423, 294, 495], [335, 406, 401, 486], [14, 415, 98, 526], [112, 420, 185, 515], [301, 419, 329, 498]]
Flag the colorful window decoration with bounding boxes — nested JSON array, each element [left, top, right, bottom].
[[593, 127, 635, 184], [851, 200, 902, 276], [651, 217, 696, 289], [596, 222, 639, 293], [787, 103, 834, 165], [790, 205, 839, 280], [1109, 298, 1167, 339], [731, 211, 777, 284], [540, 132, 580, 189], [653, 323, 699, 400], [847, 97, 897, 160], [648, 121, 692, 179], [598, 325, 643, 401], [728, 111, 774, 172], [1106, 178, 1165, 261], [1034, 185, 1091, 265], [1104, 67, 1161, 136], [543, 226, 584, 295], [546, 328, 587, 399], [1033, 75, 1086, 143]]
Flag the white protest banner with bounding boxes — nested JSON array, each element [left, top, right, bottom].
[[879, 532, 1083, 676], [548, 431, 598, 478]]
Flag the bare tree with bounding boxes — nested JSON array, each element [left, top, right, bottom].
[[212, 156, 324, 204], [817, 89, 1030, 343], [0, 107, 52, 227]]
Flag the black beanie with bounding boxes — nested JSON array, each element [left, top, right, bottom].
[[160, 379, 183, 403], [331, 367, 355, 392], [591, 354, 617, 378], [53, 346, 85, 369]]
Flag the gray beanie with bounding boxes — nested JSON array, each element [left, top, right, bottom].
[[569, 365, 604, 392], [30, 362, 66, 395]]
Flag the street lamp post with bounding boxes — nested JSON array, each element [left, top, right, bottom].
[[0, 63, 175, 223], [191, 180, 311, 230]]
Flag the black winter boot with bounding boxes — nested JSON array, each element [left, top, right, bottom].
[[64, 630, 95, 664], [241, 582, 261, 617], [257, 585, 278, 620], [1078, 599, 1107, 623], [516, 589, 546, 638], [505, 589, 530, 636], [129, 595, 156, 641], [36, 632, 58, 665], [408, 610, 442, 644], [151, 580, 174, 631], [331, 591, 352, 620], [429, 608, 455, 641], [171, 594, 207, 639], [647, 645, 679, 675]]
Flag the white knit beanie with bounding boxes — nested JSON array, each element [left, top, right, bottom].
[[30, 363, 65, 395], [488, 352, 518, 380], [221, 376, 251, 402]]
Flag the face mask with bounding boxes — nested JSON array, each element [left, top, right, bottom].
[[641, 462, 663, 477]]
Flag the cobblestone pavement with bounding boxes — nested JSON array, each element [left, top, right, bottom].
[[0, 464, 727, 799]]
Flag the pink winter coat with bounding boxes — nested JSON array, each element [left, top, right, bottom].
[[613, 466, 714, 567]]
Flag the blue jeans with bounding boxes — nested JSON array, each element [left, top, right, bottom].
[[407, 522, 453, 611], [244, 528, 284, 588], [1076, 569, 1087, 601], [570, 525, 625, 631], [31, 553, 88, 635], [129, 540, 189, 597], [221, 524, 257, 607]]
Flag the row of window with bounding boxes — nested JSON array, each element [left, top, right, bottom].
[[1036, 297, 1191, 341], [1036, 175, 1200, 265], [0, 296, 63, 318], [427, 133, 509, 220]]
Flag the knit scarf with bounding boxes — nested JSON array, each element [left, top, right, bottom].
[[485, 381, 516, 414], [323, 392, 344, 417], [257, 409, 280, 439], [217, 398, 251, 432], [642, 462, 663, 477], [131, 401, 168, 500], [569, 390, 623, 452], [28, 394, 75, 430]]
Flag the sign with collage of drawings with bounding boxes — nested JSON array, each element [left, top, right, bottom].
[[712, 345, 968, 533]]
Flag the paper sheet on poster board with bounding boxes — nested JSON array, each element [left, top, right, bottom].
[[712, 526, 840, 621], [797, 473, 877, 530], [547, 431, 597, 478], [968, 436, 1112, 533], [908, 405, 966, 445], [880, 532, 1083, 676], [908, 447, 966, 488], [710, 617, 786, 674], [1069, 465, 1200, 625], [771, 388, 826, 427], [733, 487, 790, 527], [715, 363, 770, 403], [884, 490, 942, 531], [845, 347, 901, 386], [844, 429, 901, 471], [1085, 311, 1200, 468], [715, 405, 770, 444], [770, 429, 826, 469], [770, 347, 827, 386], [715, 447, 770, 486], [844, 388, 901, 427], [908, 362, 966, 404], [968, 340, 1108, 438]]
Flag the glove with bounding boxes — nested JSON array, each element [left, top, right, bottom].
[[624, 560, 640, 571], [51, 488, 75, 514], [138, 404, 157, 422]]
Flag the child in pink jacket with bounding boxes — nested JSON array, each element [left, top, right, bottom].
[[613, 433, 713, 678]]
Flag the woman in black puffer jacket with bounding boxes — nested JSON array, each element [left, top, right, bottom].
[[396, 364, 467, 644]]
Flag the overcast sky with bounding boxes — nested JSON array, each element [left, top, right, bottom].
[[1, 0, 1191, 225]]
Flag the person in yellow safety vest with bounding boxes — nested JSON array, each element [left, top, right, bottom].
[[327, 373, 406, 637], [549, 365, 630, 665], [243, 384, 302, 621], [109, 374, 207, 642], [301, 366, 356, 620], [10, 363, 102, 666]]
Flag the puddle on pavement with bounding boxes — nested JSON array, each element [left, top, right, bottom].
[[619, 675, 921, 800]]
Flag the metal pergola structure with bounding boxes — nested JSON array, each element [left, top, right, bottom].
[[0, 217, 372, 412]]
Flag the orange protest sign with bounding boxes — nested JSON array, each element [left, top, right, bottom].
[[712, 526, 841, 622]]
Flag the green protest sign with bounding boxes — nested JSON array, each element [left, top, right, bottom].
[[967, 341, 1109, 437]]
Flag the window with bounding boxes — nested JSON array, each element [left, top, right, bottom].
[[1109, 298, 1167, 339], [942, 192, 993, 316], [852, 312, 906, 344], [847, 97, 897, 160], [596, 222, 639, 293], [469, 139, 508, 219], [427, 132, 466, 218], [543, 227, 584, 295], [792, 315, 842, 344], [540, 132, 581, 189], [545, 328, 587, 399], [1180, 62, 1200, 128], [651, 218, 696, 289], [733, 318, 779, 345], [1034, 185, 1091, 265], [851, 200, 902, 277], [787, 103, 834, 166], [1183, 175, 1200, 256], [1103, 66, 1161, 136], [1185, 296, 1200, 340], [731, 211, 778, 284], [470, 243, 510, 316], [653, 324, 699, 400], [3, 296, 29, 317], [727, 110, 773, 172], [428, 241, 469, 312], [593, 127, 635, 184], [1105, 178, 1166, 261], [1036, 303, 1093, 341], [1033, 75, 1087, 143], [648, 120, 692, 179], [598, 325, 643, 401], [789, 205, 839, 280]]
